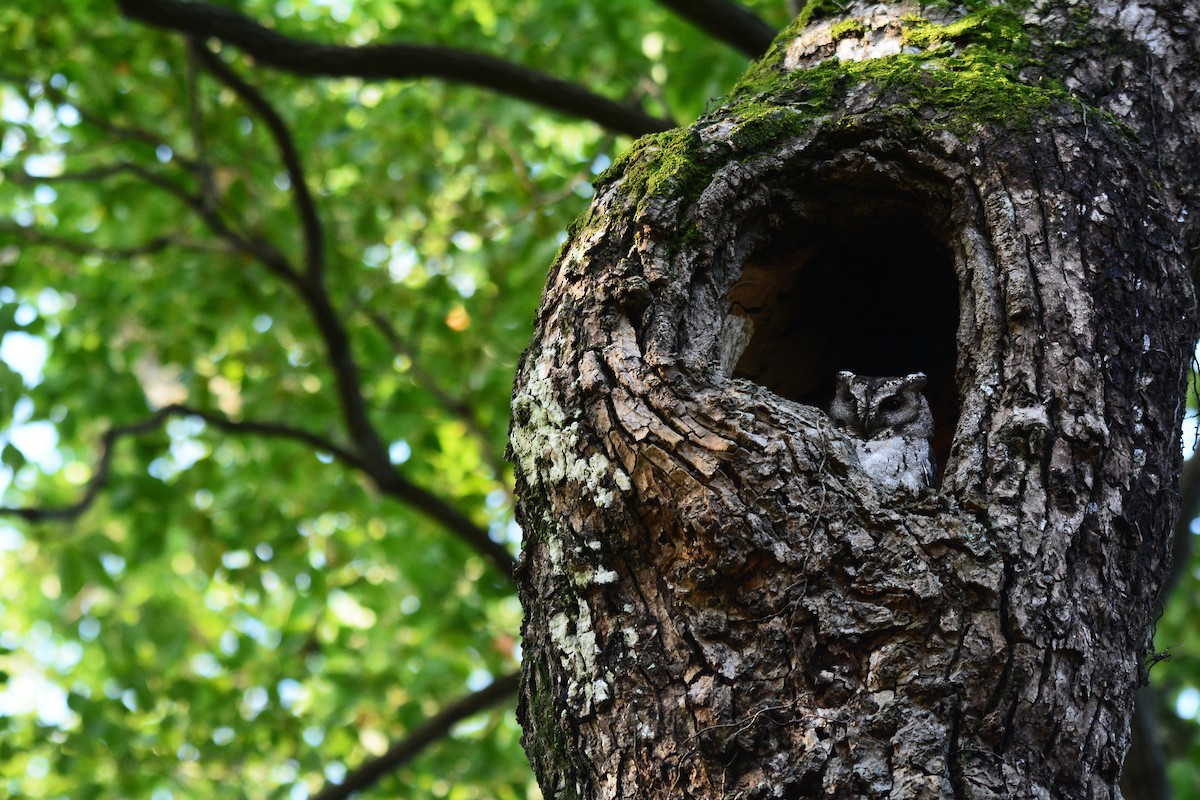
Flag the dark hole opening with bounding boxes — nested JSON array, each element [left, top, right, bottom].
[[728, 199, 960, 472]]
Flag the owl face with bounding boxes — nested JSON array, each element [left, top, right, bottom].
[[830, 371, 933, 439]]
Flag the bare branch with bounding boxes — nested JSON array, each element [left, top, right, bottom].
[[114, 0, 674, 137], [189, 39, 325, 281], [160, 404, 368, 471], [311, 672, 520, 800], [652, 0, 778, 58]]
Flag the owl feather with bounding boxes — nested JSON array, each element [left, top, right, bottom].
[[830, 371, 936, 492]]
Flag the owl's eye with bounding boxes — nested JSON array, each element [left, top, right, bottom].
[[832, 417, 847, 428], [879, 396, 904, 413]]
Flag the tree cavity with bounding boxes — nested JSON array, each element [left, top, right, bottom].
[[725, 182, 960, 469]]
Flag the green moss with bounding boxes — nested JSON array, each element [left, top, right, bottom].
[[524, 660, 579, 800], [594, 0, 1066, 228], [900, 6, 1028, 52], [724, 2, 1063, 141], [1050, 4, 1094, 51], [596, 127, 720, 218], [830, 18, 865, 41], [729, 106, 812, 152], [796, 0, 849, 28]]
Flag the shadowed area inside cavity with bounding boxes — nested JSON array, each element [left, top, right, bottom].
[[727, 198, 960, 469]]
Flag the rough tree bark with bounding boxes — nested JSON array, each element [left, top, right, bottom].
[[510, 1, 1199, 797]]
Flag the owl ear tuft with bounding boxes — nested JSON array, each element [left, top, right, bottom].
[[836, 370, 856, 384], [903, 372, 927, 389]]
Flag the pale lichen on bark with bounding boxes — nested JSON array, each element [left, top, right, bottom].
[[511, 351, 633, 510]]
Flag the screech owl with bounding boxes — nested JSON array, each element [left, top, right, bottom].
[[829, 371, 936, 492]]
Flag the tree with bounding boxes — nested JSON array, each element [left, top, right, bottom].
[[0, 1, 1197, 799], [510, 0, 1200, 798]]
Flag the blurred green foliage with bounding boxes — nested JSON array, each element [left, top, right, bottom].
[[1, 1, 1197, 798], [0, 0, 788, 797]]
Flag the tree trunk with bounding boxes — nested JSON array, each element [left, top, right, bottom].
[[509, 1, 1199, 797]]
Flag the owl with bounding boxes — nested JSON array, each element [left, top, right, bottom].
[[829, 371, 936, 492]]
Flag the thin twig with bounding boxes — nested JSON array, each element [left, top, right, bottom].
[[184, 46, 221, 210], [0, 405, 364, 523], [0, 224, 231, 260], [9, 156, 288, 274], [365, 310, 510, 486], [311, 672, 520, 800], [8, 158, 297, 282], [0, 413, 167, 523], [189, 40, 325, 281], [115, 0, 674, 137], [0, 73, 205, 173], [162, 404, 368, 470]]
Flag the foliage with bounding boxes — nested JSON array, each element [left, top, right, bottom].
[[0, 0, 789, 797]]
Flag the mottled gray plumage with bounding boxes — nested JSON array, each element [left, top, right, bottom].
[[830, 371, 936, 492]]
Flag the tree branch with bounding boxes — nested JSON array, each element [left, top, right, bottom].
[[311, 672, 520, 800], [114, 0, 674, 137], [0, 399, 514, 574], [179, 41, 383, 466], [189, 39, 325, 281], [174, 405, 515, 580], [5, 50, 515, 577], [0, 405, 364, 523], [0, 223, 230, 260], [8, 156, 297, 280], [0, 72, 191, 159], [179, 46, 515, 576], [370, 461, 517, 578], [0, 412, 168, 523], [281, 277, 517, 575], [162, 404, 368, 470], [652, 0, 778, 58]]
